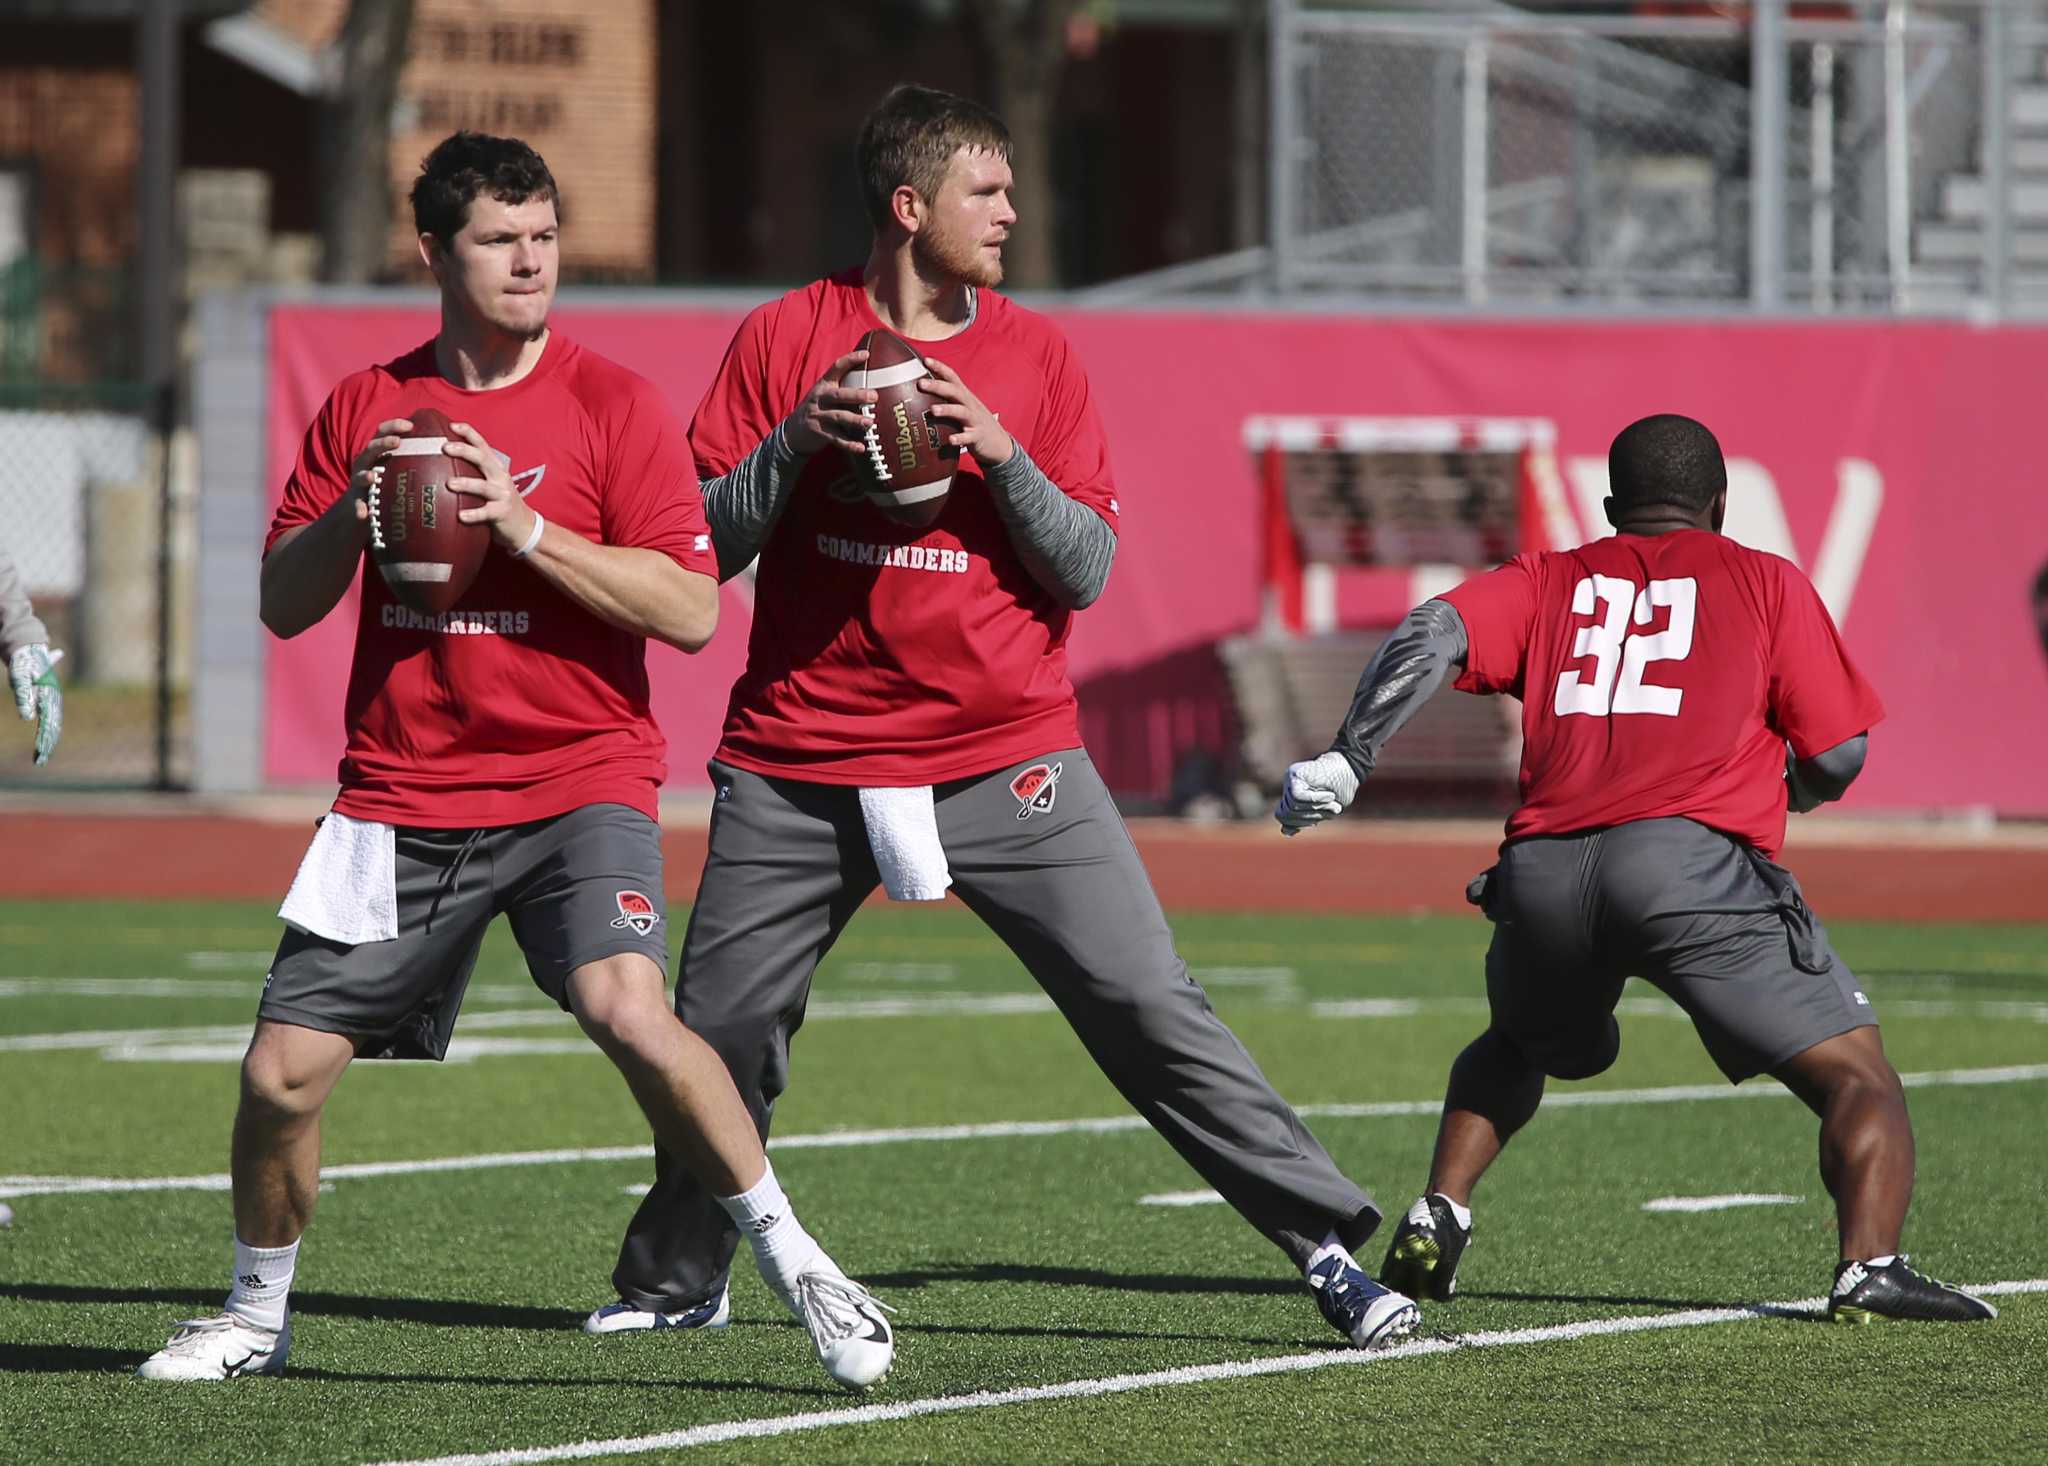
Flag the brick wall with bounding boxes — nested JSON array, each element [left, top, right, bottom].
[[262, 0, 657, 278]]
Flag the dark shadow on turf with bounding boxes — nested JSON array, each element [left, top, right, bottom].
[[862, 1262, 1299, 1298], [0, 1281, 575, 1330], [0, 1342, 140, 1374], [1460, 1288, 1828, 1322], [901, 1319, 1303, 1347], [0, 1339, 840, 1395], [283, 1366, 840, 1396]]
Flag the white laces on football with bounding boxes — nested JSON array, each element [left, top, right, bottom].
[[796, 1272, 895, 1347]]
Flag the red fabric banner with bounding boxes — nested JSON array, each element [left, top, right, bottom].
[[265, 303, 2048, 814]]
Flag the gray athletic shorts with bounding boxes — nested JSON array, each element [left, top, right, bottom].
[[1472, 817, 1874, 1084], [258, 803, 669, 1060]]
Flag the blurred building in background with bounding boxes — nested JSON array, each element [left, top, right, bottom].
[[2, 0, 2044, 802]]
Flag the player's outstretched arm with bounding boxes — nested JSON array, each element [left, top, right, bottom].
[[1785, 732, 1868, 813], [1275, 598, 1469, 835], [2, 547, 62, 765], [444, 423, 719, 652], [261, 420, 409, 639]]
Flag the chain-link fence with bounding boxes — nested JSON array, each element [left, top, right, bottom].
[[1274, 0, 2042, 309], [1078, 0, 2044, 313], [0, 383, 185, 788]]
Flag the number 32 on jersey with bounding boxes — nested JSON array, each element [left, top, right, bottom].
[[1554, 575, 1697, 719]]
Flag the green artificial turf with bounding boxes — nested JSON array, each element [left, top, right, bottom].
[[1, 901, 2041, 1464]]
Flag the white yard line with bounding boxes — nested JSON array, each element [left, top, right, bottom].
[[366, 1279, 2048, 1466], [0, 1007, 571, 1055], [1158, 1189, 1813, 1214], [4, 1062, 2043, 1203], [1311, 996, 2048, 1024], [0, 994, 1060, 1060], [0, 977, 547, 1003], [1138, 1189, 1226, 1207], [1642, 1194, 1804, 1213]]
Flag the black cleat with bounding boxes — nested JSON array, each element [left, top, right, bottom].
[[1828, 1256, 1997, 1324], [1379, 1194, 1472, 1302]]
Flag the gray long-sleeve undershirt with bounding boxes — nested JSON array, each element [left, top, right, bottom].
[[0, 547, 49, 656], [981, 442, 1116, 609], [699, 422, 803, 582], [1328, 598, 1469, 782], [699, 424, 1117, 608], [1786, 733, 1867, 812]]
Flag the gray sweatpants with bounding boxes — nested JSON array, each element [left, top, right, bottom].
[[611, 749, 1379, 1309]]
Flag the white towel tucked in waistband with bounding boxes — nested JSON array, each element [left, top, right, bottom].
[[857, 785, 952, 901], [277, 811, 400, 944]]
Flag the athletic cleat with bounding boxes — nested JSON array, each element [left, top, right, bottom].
[[1828, 1256, 1997, 1324], [792, 1266, 896, 1391], [136, 1312, 289, 1381], [1307, 1254, 1421, 1349], [1379, 1193, 1473, 1302], [582, 1288, 731, 1334]]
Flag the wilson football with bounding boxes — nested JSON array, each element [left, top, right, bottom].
[[848, 329, 958, 528], [368, 407, 489, 614]]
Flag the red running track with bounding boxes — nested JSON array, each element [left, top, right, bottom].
[[3, 813, 2041, 923]]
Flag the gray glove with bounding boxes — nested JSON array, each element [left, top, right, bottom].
[[9, 644, 63, 765]]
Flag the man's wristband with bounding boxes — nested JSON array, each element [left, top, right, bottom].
[[512, 512, 546, 558]]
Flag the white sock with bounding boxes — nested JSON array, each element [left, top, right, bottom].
[[1305, 1231, 1357, 1279], [1863, 1253, 1897, 1269], [1432, 1193, 1474, 1230], [715, 1160, 821, 1306], [226, 1237, 298, 1333]]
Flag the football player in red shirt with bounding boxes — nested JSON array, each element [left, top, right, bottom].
[[139, 133, 894, 1391], [1276, 414, 1993, 1324], [587, 85, 1419, 1352]]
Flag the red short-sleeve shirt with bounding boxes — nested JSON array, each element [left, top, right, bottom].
[[1439, 528, 1883, 857], [268, 334, 717, 827], [691, 271, 1119, 785]]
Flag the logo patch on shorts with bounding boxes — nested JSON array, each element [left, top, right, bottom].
[[609, 890, 662, 936], [1009, 761, 1063, 820]]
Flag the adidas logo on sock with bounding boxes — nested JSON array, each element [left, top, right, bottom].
[[751, 1213, 780, 1235], [236, 1273, 265, 1289]]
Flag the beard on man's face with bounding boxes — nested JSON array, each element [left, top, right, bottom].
[[913, 221, 1004, 289]]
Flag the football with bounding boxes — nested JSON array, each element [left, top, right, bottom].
[[848, 329, 958, 528], [368, 406, 489, 614]]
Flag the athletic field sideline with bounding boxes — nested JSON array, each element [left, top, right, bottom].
[[2, 899, 2042, 1464]]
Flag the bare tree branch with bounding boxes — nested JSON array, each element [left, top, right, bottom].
[[960, 0, 1082, 289], [317, 0, 417, 283]]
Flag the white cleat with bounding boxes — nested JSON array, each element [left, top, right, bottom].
[[136, 1312, 290, 1381], [793, 1267, 896, 1391]]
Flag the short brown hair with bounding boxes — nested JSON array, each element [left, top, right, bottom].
[[411, 132, 559, 241], [856, 84, 1011, 231]]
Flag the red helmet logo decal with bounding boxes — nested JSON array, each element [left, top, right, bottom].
[[1008, 761, 1063, 820], [610, 890, 661, 935]]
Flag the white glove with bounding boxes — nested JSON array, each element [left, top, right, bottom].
[[9, 644, 62, 766], [1274, 751, 1360, 836]]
